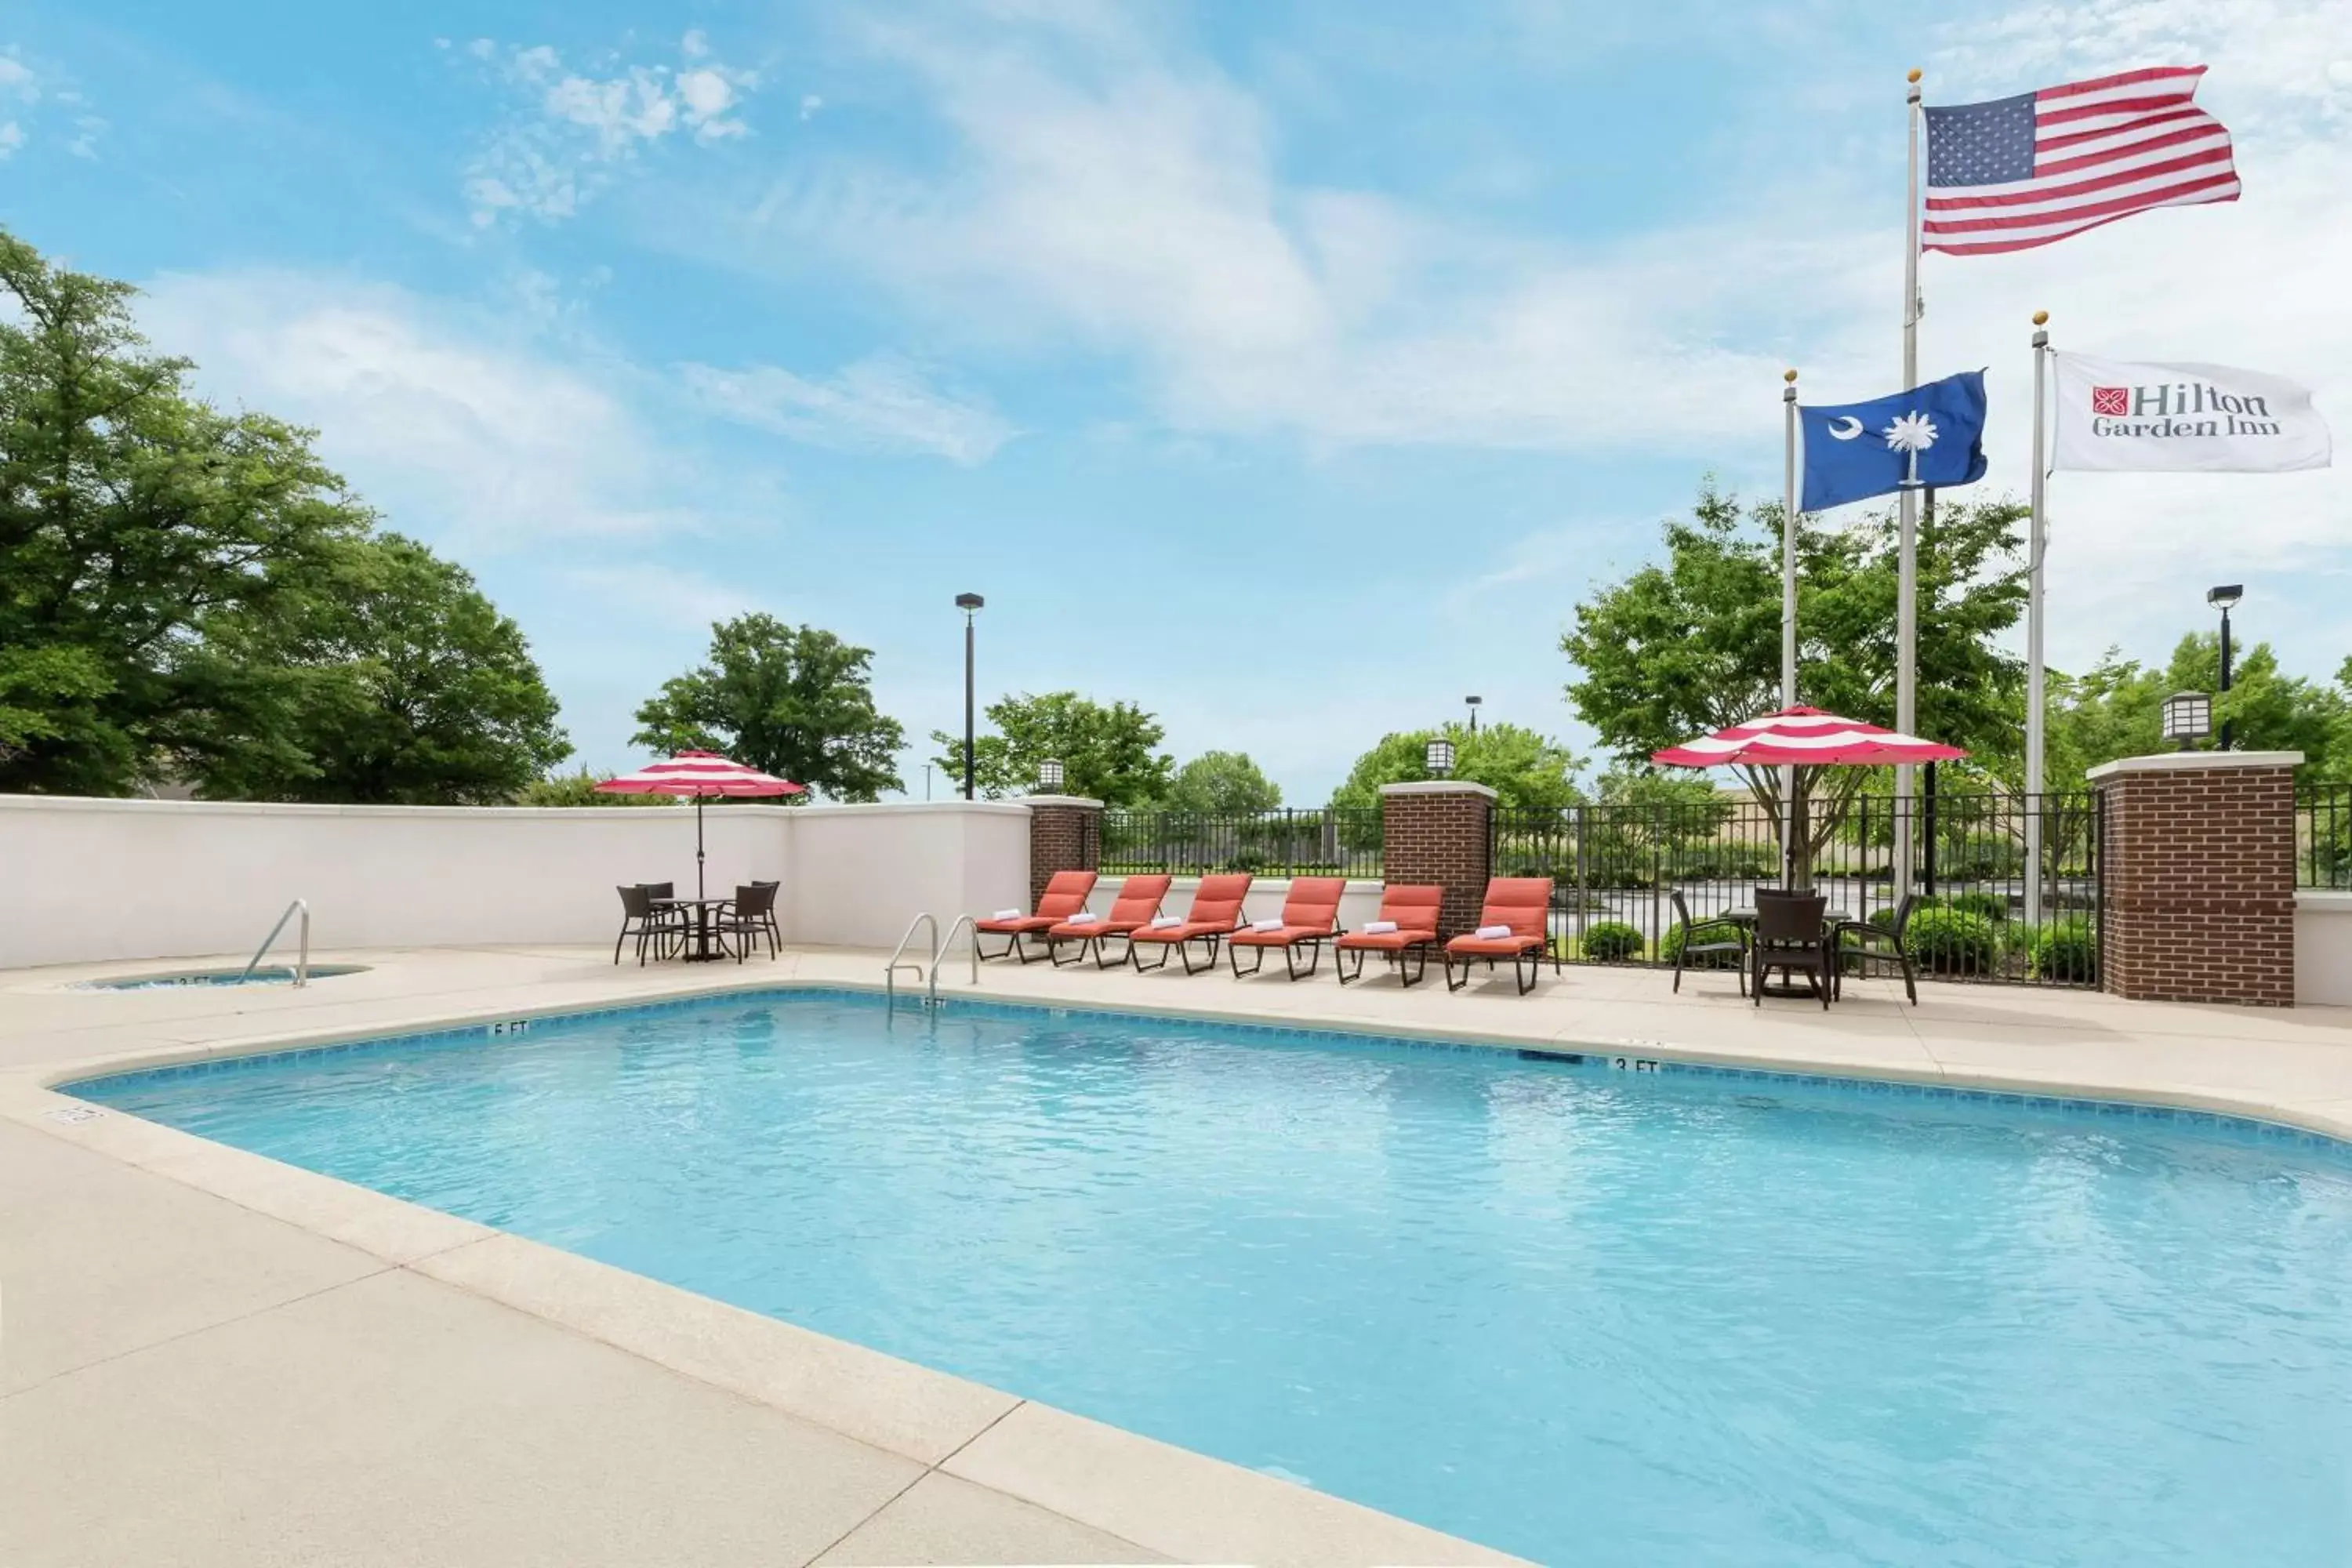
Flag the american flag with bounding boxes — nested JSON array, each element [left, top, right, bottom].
[[1922, 65, 2238, 256]]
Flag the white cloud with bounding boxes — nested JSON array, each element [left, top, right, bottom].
[[0, 55, 33, 96], [461, 37, 759, 224], [679, 354, 1015, 464], [800, 93, 823, 121], [0, 121, 20, 158], [727, 9, 1802, 456], [137, 270, 741, 547], [559, 563, 756, 631], [709, 1, 2348, 681]]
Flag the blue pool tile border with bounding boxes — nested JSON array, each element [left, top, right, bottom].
[[61, 983, 2352, 1163]]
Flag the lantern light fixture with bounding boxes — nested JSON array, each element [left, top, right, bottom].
[[2160, 691, 2212, 751]]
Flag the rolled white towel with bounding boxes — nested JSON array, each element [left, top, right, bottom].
[[1250, 918, 1285, 933], [991, 908, 1023, 920], [1065, 913, 1104, 926], [1149, 915, 1183, 928], [1363, 920, 1399, 935], [1474, 924, 1515, 939]]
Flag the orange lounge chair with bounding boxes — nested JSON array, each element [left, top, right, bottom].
[[1334, 884, 1442, 987], [1127, 873, 1254, 975], [1226, 877, 1347, 981], [1443, 877, 1561, 995], [1045, 874, 1172, 968], [975, 870, 1099, 964]]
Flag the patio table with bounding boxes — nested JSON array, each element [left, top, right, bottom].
[[651, 897, 733, 963]]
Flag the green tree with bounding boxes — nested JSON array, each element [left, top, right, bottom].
[[633, 615, 906, 801], [1329, 721, 1585, 816], [2045, 634, 2350, 787], [517, 768, 678, 807], [1165, 750, 1281, 814], [185, 534, 571, 803], [0, 227, 367, 793], [931, 691, 1172, 804], [1560, 483, 2028, 872]]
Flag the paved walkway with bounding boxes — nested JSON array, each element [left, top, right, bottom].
[[4, 944, 2348, 1567]]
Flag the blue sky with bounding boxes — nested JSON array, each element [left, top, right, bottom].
[[5, 1, 2346, 800]]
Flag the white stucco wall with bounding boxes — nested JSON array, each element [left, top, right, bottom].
[[0, 794, 1029, 969], [2296, 892, 2352, 1007]]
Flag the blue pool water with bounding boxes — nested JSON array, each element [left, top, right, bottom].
[[73, 991, 2352, 1565]]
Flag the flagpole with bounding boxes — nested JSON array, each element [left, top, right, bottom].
[[1782, 368, 1800, 888], [2024, 310, 2050, 928], [1896, 66, 1923, 906]]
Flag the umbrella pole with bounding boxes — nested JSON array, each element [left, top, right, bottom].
[[696, 795, 706, 901]]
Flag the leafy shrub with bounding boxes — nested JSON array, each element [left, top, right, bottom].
[[1941, 891, 2009, 924], [2026, 918, 2098, 983], [1579, 920, 1646, 962], [1660, 920, 1742, 970], [1904, 906, 1998, 975]]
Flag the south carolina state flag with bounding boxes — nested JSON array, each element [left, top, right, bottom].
[[1799, 371, 1990, 511]]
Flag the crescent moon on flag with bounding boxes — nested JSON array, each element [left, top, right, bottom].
[[1826, 416, 1864, 440]]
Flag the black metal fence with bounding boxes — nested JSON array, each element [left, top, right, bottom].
[[1100, 808, 1384, 879], [1493, 789, 2101, 988], [2300, 782, 2352, 889]]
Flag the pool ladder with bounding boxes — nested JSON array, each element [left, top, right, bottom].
[[885, 912, 978, 1009], [238, 898, 310, 988]]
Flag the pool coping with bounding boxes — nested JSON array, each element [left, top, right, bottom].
[[7, 968, 2350, 1567]]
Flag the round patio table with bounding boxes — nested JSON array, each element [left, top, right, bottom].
[[651, 897, 733, 963]]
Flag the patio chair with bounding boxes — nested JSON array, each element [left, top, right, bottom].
[[1128, 873, 1254, 975], [1443, 878, 1561, 995], [1227, 877, 1347, 981], [975, 871, 1100, 964], [1046, 874, 1173, 968], [614, 884, 684, 966], [1668, 889, 1749, 996], [750, 878, 782, 950], [1751, 890, 1832, 1009], [1835, 894, 1919, 1005], [1334, 884, 1443, 987], [713, 883, 779, 962]]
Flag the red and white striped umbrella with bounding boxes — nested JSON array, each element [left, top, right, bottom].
[[595, 751, 803, 901], [593, 750, 805, 799], [1651, 706, 1967, 768]]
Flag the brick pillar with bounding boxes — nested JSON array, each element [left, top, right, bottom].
[[2089, 750, 2302, 1006], [1378, 782, 1497, 941], [1025, 795, 1103, 910]]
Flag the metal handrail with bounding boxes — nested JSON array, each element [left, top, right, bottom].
[[884, 912, 938, 1007], [931, 914, 979, 1007], [239, 898, 310, 988]]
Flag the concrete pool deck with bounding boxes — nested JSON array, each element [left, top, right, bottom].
[[5, 945, 2350, 1567]]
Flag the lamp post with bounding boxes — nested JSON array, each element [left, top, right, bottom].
[[2207, 584, 2241, 751], [1464, 695, 1482, 734], [2161, 691, 2213, 753], [954, 592, 984, 798], [1037, 758, 1065, 793], [1425, 736, 1456, 779]]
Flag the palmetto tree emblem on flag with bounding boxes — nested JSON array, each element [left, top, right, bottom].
[[1882, 411, 1938, 452], [1882, 410, 1939, 488]]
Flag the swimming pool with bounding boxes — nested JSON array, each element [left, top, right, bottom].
[[71, 989, 2352, 1566]]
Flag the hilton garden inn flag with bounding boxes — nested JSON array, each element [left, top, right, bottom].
[[2053, 354, 2332, 472]]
